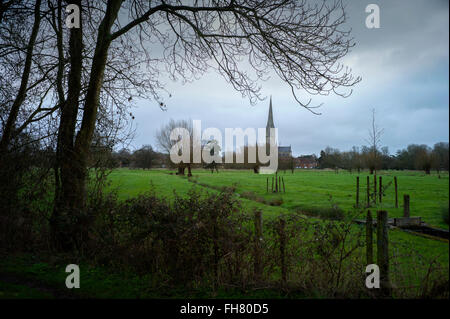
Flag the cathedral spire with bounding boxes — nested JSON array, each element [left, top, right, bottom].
[[267, 95, 274, 129], [266, 96, 275, 147]]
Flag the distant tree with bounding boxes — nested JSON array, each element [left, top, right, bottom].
[[394, 148, 411, 170], [351, 146, 364, 173], [432, 142, 449, 173], [414, 145, 433, 174], [318, 146, 341, 171], [380, 146, 394, 170], [132, 145, 156, 169], [364, 109, 384, 174], [156, 119, 193, 176], [394, 144, 435, 173], [340, 151, 353, 173], [113, 148, 132, 168]]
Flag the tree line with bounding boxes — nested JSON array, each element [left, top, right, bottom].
[[318, 142, 449, 174]]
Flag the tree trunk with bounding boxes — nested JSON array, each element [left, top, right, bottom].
[[51, 0, 122, 250], [51, 0, 84, 250]]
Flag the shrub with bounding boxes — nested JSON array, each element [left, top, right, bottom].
[[82, 185, 448, 298], [0, 150, 54, 253], [89, 188, 253, 287]]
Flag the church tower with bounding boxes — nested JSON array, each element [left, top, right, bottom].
[[266, 96, 275, 147]]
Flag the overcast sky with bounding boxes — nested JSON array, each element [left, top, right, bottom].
[[127, 0, 449, 157]]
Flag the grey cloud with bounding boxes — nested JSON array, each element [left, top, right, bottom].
[[128, 0, 449, 157]]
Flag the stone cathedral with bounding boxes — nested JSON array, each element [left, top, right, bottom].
[[265, 96, 292, 158]]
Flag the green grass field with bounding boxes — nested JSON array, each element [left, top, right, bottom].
[[107, 168, 449, 269], [108, 168, 449, 228], [1, 168, 448, 298]]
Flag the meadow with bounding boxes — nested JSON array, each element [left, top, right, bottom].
[[108, 168, 449, 228], [1, 168, 448, 298], [107, 168, 449, 270]]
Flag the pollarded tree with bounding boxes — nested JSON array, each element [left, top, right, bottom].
[[44, 0, 360, 249], [155, 119, 194, 176]]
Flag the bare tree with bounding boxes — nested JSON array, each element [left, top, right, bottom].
[[156, 119, 193, 176], [365, 109, 384, 174], [2, 0, 361, 249], [0, 0, 43, 154]]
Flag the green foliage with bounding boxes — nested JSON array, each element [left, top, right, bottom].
[[90, 188, 253, 287]]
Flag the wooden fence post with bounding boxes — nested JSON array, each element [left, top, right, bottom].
[[278, 218, 287, 285], [366, 210, 373, 265], [374, 174, 377, 204], [403, 194, 410, 218], [379, 176, 382, 203], [254, 210, 263, 280], [394, 177, 398, 208], [279, 176, 281, 193], [275, 172, 278, 192], [377, 210, 391, 297], [282, 177, 286, 193], [271, 177, 274, 192], [367, 176, 370, 206], [356, 176, 360, 208]]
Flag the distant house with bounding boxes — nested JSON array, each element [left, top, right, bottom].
[[295, 155, 318, 169]]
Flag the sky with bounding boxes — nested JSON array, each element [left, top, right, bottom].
[[127, 0, 449, 157]]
